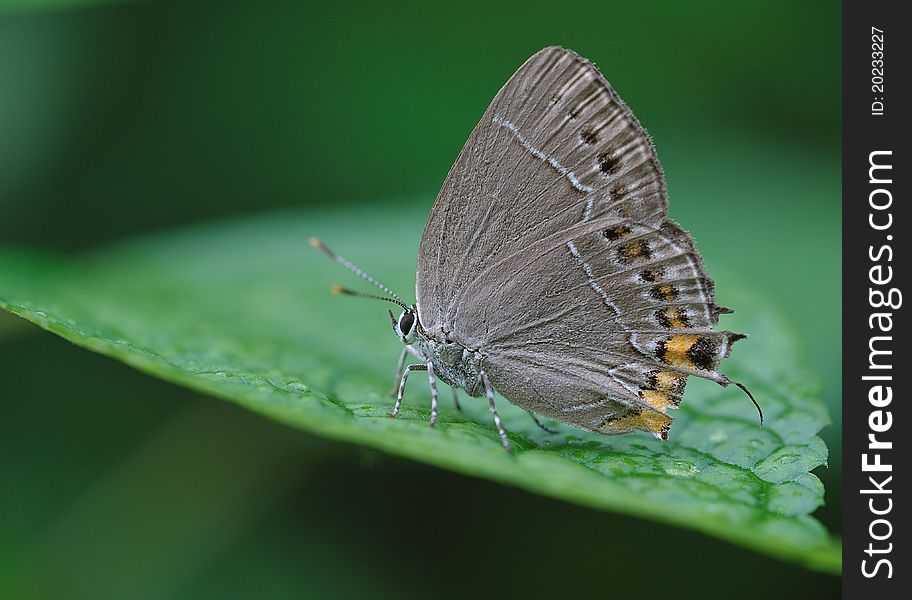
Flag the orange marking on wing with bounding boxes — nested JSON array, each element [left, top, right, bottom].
[[605, 411, 673, 439], [664, 334, 699, 368], [656, 284, 677, 300], [654, 370, 685, 393], [641, 389, 673, 411]]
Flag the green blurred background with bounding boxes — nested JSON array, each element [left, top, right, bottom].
[[1, 0, 840, 598]]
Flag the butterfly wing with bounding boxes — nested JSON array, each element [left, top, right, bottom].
[[416, 46, 668, 332], [415, 47, 741, 438]]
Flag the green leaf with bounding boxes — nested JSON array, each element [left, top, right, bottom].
[[0, 203, 839, 573], [0, 0, 131, 13]]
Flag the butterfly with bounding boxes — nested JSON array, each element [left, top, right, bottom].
[[312, 46, 759, 450]]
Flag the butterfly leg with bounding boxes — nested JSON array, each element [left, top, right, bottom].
[[480, 371, 512, 451], [427, 361, 439, 427], [527, 412, 559, 434], [387, 347, 409, 397], [392, 363, 427, 418], [450, 386, 462, 411]]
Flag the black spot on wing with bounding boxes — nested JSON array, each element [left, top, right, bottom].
[[580, 126, 598, 144], [650, 284, 678, 301], [640, 268, 664, 283], [603, 225, 632, 241], [655, 307, 691, 329], [617, 240, 651, 263], [596, 151, 619, 175], [686, 336, 718, 370]]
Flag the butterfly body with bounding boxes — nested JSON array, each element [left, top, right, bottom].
[[410, 326, 484, 397]]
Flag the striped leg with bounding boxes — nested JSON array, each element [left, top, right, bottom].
[[528, 412, 559, 434], [392, 364, 427, 418], [427, 361, 439, 427], [387, 347, 409, 397], [480, 371, 511, 451]]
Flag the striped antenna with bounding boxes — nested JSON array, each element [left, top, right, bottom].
[[330, 284, 408, 311], [310, 237, 405, 304]]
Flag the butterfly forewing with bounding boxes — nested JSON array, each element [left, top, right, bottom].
[[417, 47, 666, 329]]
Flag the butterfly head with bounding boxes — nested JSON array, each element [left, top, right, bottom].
[[390, 307, 419, 345]]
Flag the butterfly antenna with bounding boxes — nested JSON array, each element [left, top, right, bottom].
[[310, 237, 405, 304], [330, 284, 408, 310], [735, 381, 763, 426]]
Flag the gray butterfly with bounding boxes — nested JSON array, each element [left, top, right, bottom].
[[312, 46, 759, 450]]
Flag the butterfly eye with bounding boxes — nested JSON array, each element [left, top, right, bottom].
[[398, 311, 415, 336]]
